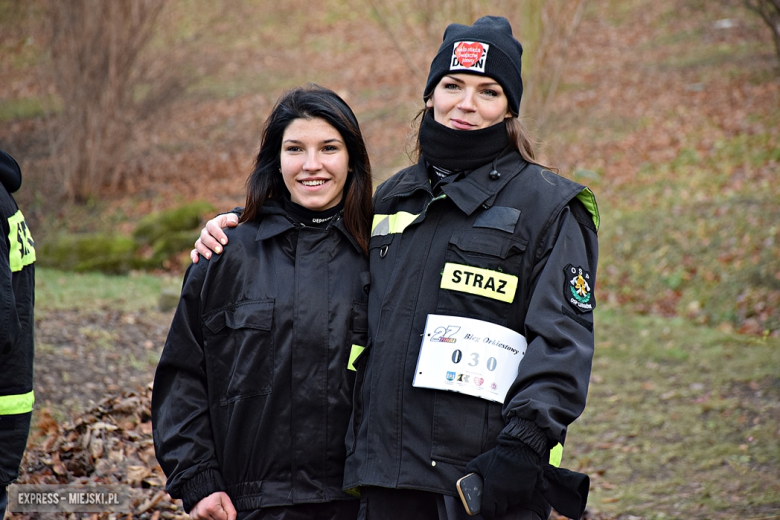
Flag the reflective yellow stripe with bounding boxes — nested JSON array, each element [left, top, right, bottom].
[[575, 188, 599, 231], [0, 391, 35, 415], [345, 486, 361, 498], [347, 344, 365, 371], [7, 209, 36, 272], [549, 443, 563, 467], [371, 212, 419, 237], [440, 262, 518, 303]]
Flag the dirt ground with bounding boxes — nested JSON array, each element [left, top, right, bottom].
[[33, 309, 173, 413]]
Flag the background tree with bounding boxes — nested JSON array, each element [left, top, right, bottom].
[[42, 1, 170, 202], [360, 0, 588, 125], [743, 0, 780, 62], [38, 0, 222, 203]]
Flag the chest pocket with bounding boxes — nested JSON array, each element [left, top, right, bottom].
[[203, 300, 274, 405], [437, 231, 527, 326]]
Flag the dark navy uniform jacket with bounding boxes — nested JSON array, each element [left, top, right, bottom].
[[152, 200, 368, 512], [343, 149, 599, 517], [0, 150, 35, 488]]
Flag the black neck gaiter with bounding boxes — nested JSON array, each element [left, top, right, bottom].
[[281, 196, 344, 228], [418, 111, 510, 171]]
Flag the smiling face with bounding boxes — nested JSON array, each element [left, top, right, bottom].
[[426, 73, 512, 130], [280, 117, 350, 211]]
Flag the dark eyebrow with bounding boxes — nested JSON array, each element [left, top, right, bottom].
[[442, 75, 466, 85], [442, 75, 502, 89], [282, 138, 345, 145]]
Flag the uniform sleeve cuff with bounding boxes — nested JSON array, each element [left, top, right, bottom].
[[501, 418, 549, 457], [178, 468, 227, 512]]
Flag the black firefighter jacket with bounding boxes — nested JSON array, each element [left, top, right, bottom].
[[0, 149, 35, 487], [343, 149, 599, 515], [152, 200, 369, 512]]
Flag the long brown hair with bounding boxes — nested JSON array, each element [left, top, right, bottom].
[[240, 84, 373, 255]]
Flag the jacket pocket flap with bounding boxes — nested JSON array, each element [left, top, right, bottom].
[[449, 231, 527, 258], [204, 300, 274, 334], [474, 206, 521, 233]]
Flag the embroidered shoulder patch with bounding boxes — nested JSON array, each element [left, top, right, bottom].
[[564, 264, 594, 313], [450, 41, 489, 73]]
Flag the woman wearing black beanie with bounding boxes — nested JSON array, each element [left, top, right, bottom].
[[345, 16, 598, 520], [195, 16, 598, 520]]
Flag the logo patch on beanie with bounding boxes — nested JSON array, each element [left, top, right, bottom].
[[450, 42, 489, 73]]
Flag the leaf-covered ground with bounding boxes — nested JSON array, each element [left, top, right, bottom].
[[543, 0, 780, 336], [15, 386, 188, 520]]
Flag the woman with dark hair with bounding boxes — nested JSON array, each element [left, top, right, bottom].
[[152, 84, 372, 520], [195, 16, 598, 520], [340, 18, 597, 520]]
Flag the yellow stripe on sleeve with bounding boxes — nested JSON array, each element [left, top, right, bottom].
[[0, 391, 35, 415]]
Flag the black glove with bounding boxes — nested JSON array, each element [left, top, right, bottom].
[[465, 436, 543, 519], [540, 464, 590, 520]]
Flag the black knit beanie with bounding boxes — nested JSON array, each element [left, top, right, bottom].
[[423, 16, 524, 115]]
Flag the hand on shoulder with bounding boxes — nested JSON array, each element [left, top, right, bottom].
[[191, 213, 239, 263]]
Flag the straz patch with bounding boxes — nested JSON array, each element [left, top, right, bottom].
[[441, 262, 517, 303], [450, 41, 489, 73], [565, 264, 594, 313], [7, 209, 35, 272]]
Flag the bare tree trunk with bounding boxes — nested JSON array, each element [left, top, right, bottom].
[[43, 0, 165, 202], [364, 0, 426, 78], [536, 0, 589, 126], [744, 0, 780, 62]]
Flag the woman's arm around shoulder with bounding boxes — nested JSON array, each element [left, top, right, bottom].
[[191, 211, 242, 263]]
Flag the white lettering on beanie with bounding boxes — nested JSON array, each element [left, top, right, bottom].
[[449, 42, 490, 73]]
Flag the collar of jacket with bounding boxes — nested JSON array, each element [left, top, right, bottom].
[[253, 198, 363, 253], [382, 148, 529, 217]]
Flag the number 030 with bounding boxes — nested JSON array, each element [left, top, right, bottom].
[[451, 350, 498, 371]]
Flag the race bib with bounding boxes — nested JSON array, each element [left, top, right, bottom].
[[413, 314, 527, 403]]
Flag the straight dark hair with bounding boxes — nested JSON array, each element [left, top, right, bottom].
[[240, 84, 373, 255]]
